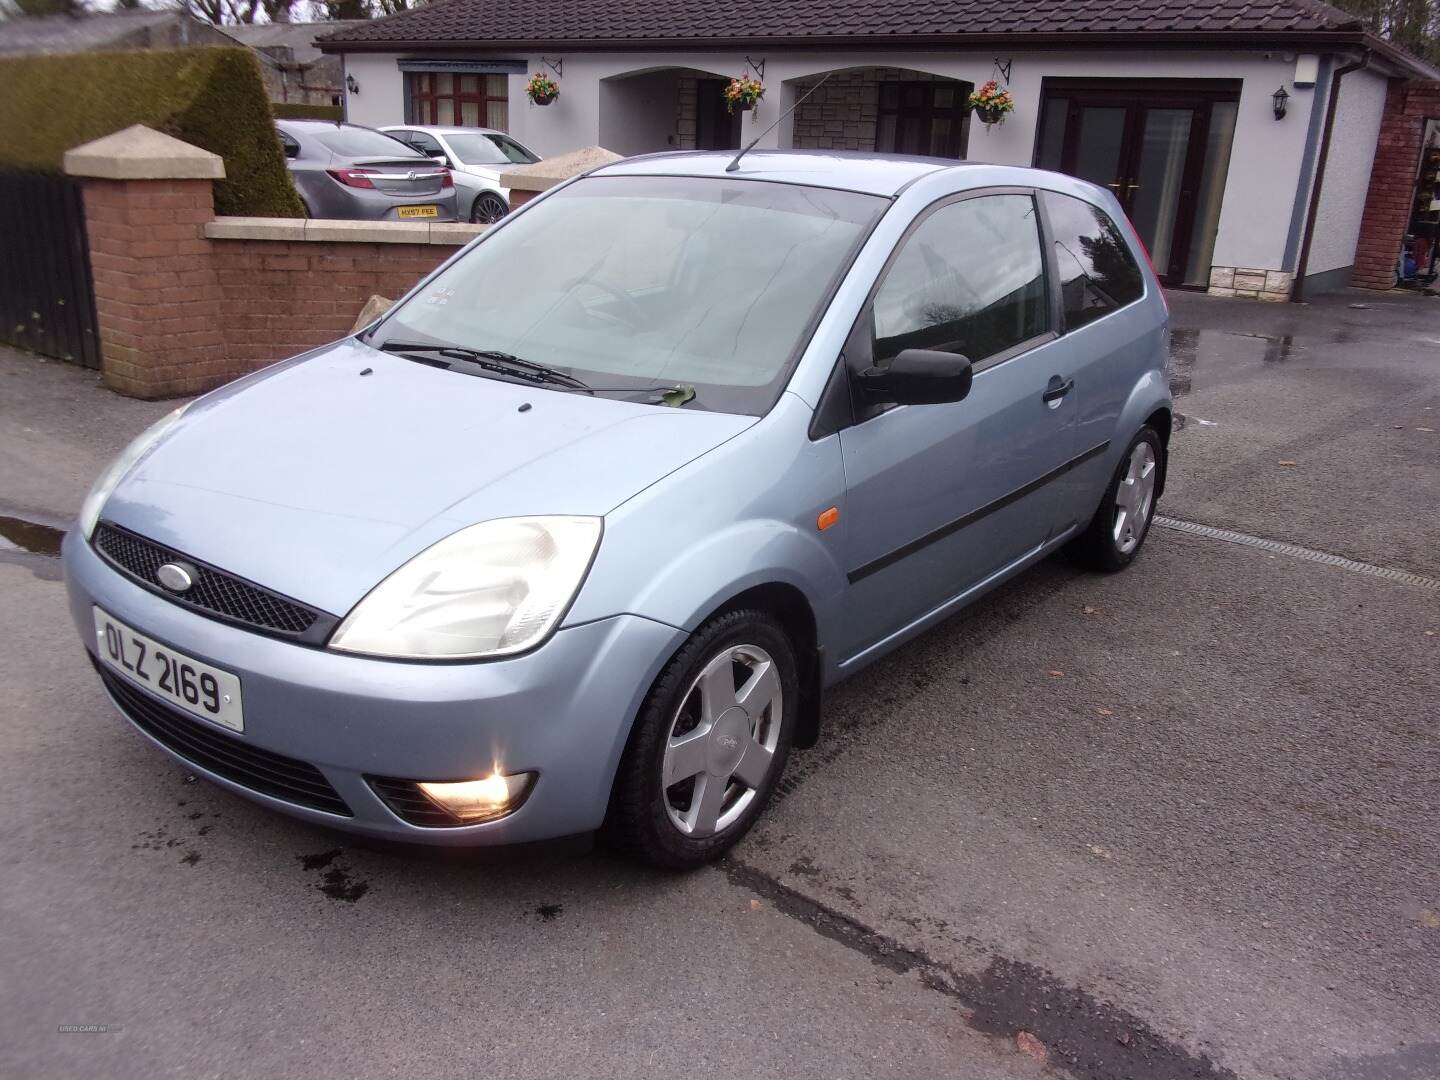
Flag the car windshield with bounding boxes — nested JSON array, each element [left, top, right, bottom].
[[444, 133, 539, 165], [307, 126, 421, 159], [368, 175, 886, 414]]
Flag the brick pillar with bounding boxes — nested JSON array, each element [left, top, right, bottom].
[[675, 76, 699, 150], [1352, 81, 1440, 291], [63, 125, 226, 399]]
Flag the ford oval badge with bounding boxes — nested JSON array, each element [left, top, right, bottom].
[[156, 562, 196, 593]]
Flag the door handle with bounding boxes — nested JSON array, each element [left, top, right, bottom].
[[1042, 377, 1075, 403]]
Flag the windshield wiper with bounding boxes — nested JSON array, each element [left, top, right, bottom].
[[378, 340, 594, 392], [376, 340, 698, 405]]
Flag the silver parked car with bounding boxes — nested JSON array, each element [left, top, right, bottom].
[[276, 119, 458, 222], [65, 152, 1170, 868], [381, 125, 540, 223]]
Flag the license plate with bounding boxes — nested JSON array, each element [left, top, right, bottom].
[[398, 205, 438, 219], [93, 608, 244, 733]]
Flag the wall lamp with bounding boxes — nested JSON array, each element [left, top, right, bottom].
[[1272, 85, 1289, 120], [346, 73, 360, 96]]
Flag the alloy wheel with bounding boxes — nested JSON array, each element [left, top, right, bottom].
[[1113, 440, 1157, 555], [472, 193, 508, 224], [660, 644, 783, 837]]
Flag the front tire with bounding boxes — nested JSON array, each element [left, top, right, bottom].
[[1068, 426, 1163, 572], [603, 609, 798, 869]]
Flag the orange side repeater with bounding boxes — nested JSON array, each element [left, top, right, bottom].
[[817, 506, 840, 531]]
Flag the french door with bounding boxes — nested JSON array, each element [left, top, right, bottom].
[[1035, 80, 1239, 287]]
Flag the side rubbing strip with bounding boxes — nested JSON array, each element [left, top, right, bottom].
[[846, 440, 1111, 584]]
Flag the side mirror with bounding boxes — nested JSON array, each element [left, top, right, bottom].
[[856, 349, 973, 405], [431, 155, 450, 167], [283, 143, 299, 159]]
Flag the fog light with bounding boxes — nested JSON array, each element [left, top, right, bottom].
[[417, 770, 535, 823]]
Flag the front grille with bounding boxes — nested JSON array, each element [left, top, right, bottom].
[[92, 523, 336, 643], [367, 776, 460, 827], [95, 658, 351, 816]]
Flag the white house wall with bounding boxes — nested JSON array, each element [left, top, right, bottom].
[[598, 70, 685, 157], [342, 53, 406, 126], [339, 47, 1349, 281], [1306, 67, 1388, 277]]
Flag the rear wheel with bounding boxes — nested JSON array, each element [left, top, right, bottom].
[[1068, 427, 1163, 571], [603, 609, 798, 869], [470, 192, 508, 224]]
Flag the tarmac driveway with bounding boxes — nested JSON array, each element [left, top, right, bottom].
[[1, 288, 1436, 1080]]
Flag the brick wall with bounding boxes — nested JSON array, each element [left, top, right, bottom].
[[209, 237, 454, 370], [1352, 80, 1440, 290], [64, 127, 485, 398], [80, 176, 474, 398], [793, 70, 879, 151], [82, 178, 230, 398]]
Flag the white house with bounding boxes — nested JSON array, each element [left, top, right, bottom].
[[318, 0, 1438, 298]]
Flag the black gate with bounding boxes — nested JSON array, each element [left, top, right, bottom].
[[0, 170, 102, 369]]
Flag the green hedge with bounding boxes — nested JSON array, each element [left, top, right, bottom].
[[0, 47, 303, 218], [272, 102, 344, 122]]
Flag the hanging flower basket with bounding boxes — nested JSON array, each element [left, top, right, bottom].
[[526, 73, 559, 106], [724, 75, 765, 114], [968, 80, 1014, 128]]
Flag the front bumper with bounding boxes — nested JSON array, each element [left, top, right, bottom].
[[63, 531, 685, 846]]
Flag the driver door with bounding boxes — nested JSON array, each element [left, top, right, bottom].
[[837, 191, 1077, 663]]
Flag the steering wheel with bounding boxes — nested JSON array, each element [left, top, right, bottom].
[[562, 277, 646, 329]]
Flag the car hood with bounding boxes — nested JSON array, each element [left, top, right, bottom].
[[102, 339, 753, 616]]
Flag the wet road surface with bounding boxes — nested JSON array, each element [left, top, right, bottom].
[[1, 289, 1437, 1079]]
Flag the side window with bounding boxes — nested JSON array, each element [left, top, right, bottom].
[[490, 135, 539, 164], [1042, 192, 1144, 331], [871, 194, 1046, 367], [410, 132, 446, 159]]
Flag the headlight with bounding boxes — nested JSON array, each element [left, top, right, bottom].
[[78, 404, 189, 540], [329, 516, 601, 660]]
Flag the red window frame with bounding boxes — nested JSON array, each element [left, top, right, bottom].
[[408, 72, 509, 130]]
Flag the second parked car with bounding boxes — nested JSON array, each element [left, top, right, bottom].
[[381, 126, 540, 223], [276, 119, 459, 222]]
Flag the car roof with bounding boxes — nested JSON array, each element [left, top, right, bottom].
[[592, 150, 988, 197], [276, 119, 367, 131], [385, 125, 509, 137]]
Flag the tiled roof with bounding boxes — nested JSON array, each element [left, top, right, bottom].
[[317, 0, 1365, 47]]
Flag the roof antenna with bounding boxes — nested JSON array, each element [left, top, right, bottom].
[[725, 73, 832, 173]]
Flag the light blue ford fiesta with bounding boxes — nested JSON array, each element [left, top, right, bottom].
[[64, 150, 1170, 868]]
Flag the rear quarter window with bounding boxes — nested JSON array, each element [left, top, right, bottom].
[[1042, 192, 1144, 331]]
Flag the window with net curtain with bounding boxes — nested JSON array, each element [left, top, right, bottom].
[[408, 73, 509, 130]]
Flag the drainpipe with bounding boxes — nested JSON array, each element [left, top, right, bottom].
[[1292, 49, 1370, 302]]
